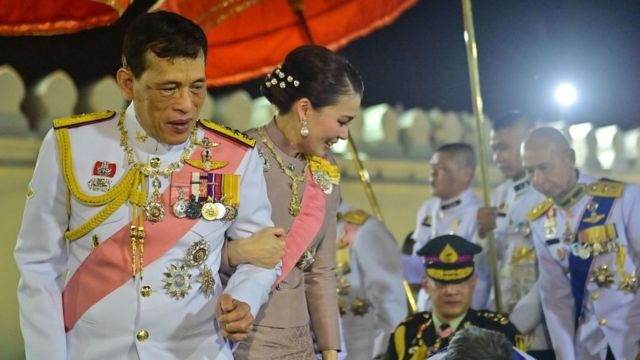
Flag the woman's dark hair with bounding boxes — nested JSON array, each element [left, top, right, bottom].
[[260, 45, 364, 113], [121, 11, 208, 79]]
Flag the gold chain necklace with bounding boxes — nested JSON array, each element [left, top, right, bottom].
[[256, 126, 308, 216], [118, 110, 198, 278]]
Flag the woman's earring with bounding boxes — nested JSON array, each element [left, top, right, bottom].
[[300, 118, 310, 137]]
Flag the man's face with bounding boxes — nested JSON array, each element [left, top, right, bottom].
[[118, 51, 207, 145], [424, 274, 476, 322], [429, 152, 469, 200], [522, 140, 575, 199], [490, 126, 526, 179]]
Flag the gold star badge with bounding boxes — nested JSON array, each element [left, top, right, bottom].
[[619, 272, 639, 294], [590, 264, 615, 288]]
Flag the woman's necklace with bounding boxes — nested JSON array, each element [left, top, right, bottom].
[[256, 126, 308, 216]]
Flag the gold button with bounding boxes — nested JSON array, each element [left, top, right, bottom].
[[591, 292, 600, 300], [140, 285, 152, 297], [136, 329, 150, 341], [598, 319, 607, 326]]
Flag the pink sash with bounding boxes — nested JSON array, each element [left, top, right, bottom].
[[62, 130, 247, 332], [274, 171, 327, 285]]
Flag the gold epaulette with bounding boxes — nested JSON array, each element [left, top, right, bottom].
[[587, 180, 624, 198], [479, 310, 510, 325], [342, 209, 370, 225], [52, 110, 116, 129], [528, 198, 554, 221], [199, 119, 256, 148], [401, 311, 430, 324]]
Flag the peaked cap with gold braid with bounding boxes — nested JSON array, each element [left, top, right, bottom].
[[417, 234, 482, 284]]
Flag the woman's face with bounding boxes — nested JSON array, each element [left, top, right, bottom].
[[301, 92, 361, 157]]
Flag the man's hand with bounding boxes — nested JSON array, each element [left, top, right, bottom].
[[477, 206, 497, 238], [321, 350, 338, 360], [228, 227, 286, 268], [216, 293, 254, 342]]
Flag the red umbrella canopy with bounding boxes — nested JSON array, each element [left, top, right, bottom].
[[0, 0, 133, 35], [156, 0, 417, 87]]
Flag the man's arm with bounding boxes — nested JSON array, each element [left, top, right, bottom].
[[14, 130, 69, 359], [223, 148, 280, 322], [356, 219, 408, 357], [531, 224, 576, 360]]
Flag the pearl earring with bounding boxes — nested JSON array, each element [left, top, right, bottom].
[[300, 118, 309, 137]]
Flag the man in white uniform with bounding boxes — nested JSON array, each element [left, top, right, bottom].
[[404, 143, 489, 310], [14, 11, 282, 360], [335, 202, 407, 359], [475, 113, 552, 358], [523, 127, 640, 360]]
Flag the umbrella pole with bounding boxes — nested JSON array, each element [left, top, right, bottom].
[[347, 133, 418, 313], [460, 0, 502, 313]]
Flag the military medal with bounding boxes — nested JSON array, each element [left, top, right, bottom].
[[201, 196, 219, 220], [87, 177, 112, 192], [571, 243, 591, 259], [185, 239, 210, 267], [198, 265, 215, 298], [185, 194, 202, 219], [350, 297, 370, 316], [172, 187, 188, 218], [222, 204, 238, 221], [163, 264, 192, 299], [337, 276, 351, 296], [544, 208, 557, 239], [590, 264, 615, 287], [145, 176, 165, 222], [619, 272, 639, 293], [185, 137, 227, 171]]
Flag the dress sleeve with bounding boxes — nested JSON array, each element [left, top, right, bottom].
[[305, 186, 340, 351]]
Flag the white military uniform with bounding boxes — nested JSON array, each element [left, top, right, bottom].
[[529, 173, 640, 360], [408, 189, 490, 311], [336, 203, 407, 359], [482, 178, 551, 351], [14, 104, 279, 360]]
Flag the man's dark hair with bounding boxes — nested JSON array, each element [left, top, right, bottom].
[[436, 142, 476, 170], [121, 11, 208, 78], [445, 327, 514, 360], [491, 111, 533, 131]]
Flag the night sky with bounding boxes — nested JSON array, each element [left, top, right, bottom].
[[1, 0, 639, 129]]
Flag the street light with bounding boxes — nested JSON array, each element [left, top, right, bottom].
[[554, 82, 578, 108]]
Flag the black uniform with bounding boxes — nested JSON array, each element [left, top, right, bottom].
[[386, 309, 520, 360]]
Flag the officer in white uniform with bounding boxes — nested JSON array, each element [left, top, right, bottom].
[[335, 202, 407, 359], [475, 113, 551, 358], [405, 143, 490, 311], [14, 12, 281, 360], [523, 127, 640, 360]]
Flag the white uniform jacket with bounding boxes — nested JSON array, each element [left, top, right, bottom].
[[483, 178, 550, 351], [14, 104, 279, 360], [530, 173, 640, 360], [408, 189, 490, 310], [336, 203, 407, 359]]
